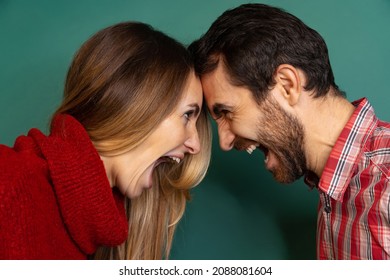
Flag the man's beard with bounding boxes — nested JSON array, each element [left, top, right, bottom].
[[256, 97, 307, 184]]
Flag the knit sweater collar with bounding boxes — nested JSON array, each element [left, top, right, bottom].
[[29, 114, 128, 255]]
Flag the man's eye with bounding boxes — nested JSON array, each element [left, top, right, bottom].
[[213, 109, 224, 118], [212, 108, 220, 118], [215, 109, 230, 119]]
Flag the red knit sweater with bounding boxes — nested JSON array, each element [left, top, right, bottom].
[[0, 114, 128, 259]]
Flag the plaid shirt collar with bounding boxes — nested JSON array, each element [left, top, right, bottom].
[[305, 98, 378, 201]]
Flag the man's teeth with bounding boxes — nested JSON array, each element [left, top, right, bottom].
[[246, 144, 257, 155], [169, 156, 181, 164]]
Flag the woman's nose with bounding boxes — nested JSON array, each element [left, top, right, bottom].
[[185, 127, 201, 155]]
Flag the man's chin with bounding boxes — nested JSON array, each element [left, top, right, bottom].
[[271, 168, 300, 184]]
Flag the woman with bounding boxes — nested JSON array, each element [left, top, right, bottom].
[[0, 22, 211, 259]]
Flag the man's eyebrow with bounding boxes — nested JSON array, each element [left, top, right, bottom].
[[212, 103, 232, 114]]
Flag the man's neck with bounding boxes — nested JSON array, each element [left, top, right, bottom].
[[300, 94, 355, 178]]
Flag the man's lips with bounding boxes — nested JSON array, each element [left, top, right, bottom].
[[233, 138, 269, 159]]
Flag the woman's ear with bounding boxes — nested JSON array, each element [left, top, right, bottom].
[[274, 64, 302, 106]]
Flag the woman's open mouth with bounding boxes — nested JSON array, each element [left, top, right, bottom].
[[155, 156, 182, 167]]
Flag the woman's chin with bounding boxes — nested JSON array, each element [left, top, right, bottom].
[[125, 160, 165, 198], [140, 164, 156, 191]]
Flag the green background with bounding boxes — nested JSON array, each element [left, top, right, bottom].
[[1, 0, 389, 259]]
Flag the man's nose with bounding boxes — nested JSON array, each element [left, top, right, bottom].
[[218, 123, 235, 151]]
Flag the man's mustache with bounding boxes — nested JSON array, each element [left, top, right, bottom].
[[233, 137, 251, 151]]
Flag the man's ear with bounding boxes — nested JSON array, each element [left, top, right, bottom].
[[274, 64, 302, 106]]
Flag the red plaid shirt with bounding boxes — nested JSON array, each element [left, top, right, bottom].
[[307, 98, 390, 259]]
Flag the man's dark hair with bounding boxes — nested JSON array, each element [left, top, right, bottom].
[[189, 3, 343, 102]]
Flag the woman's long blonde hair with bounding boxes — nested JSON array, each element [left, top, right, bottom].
[[53, 22, 211, 259]]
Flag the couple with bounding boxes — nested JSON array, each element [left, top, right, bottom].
[[0, 4, 389, 260]]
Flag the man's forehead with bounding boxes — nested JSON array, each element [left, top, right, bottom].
[[202, 61, 230, 82], [203, 89, 230, 110], [201, 72, 231, 101]]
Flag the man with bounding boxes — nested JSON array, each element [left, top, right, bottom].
[[189, 3, 390, 259]]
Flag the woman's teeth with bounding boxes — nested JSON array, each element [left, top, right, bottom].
[[169, 156, 181, 164], [246, 144, 257, 155]]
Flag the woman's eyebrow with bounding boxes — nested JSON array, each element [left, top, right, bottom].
[[188, 103, 200, 115]]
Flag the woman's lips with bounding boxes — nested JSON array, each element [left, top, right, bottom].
[[146, 155, 183, 189]]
